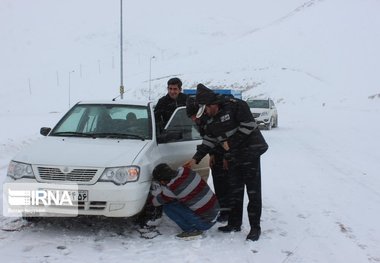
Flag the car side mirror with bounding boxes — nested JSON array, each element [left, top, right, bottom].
[[40, 127, 51, 136], [157, 130, 183, 143]]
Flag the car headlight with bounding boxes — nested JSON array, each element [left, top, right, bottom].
[[7, 161, 35, 179], [260, 111, 269, 117], [99, 166, 140, 185]]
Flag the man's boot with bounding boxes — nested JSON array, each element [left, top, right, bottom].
[[246, 227, 261, 241], [218, 225, 241, 233]]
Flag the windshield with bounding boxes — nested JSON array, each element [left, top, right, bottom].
[[246, 100, 269, 109], [50, 104, 151, 140]]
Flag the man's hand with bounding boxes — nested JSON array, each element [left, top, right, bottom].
[[223, 159, 229, 170], [209, 155, 215, 167], [150, 181, 162, 196], [183, 159, 197, 168], [222, 141, 230, 151]]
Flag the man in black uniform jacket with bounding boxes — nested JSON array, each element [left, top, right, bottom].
[[186, 97, 230, 222], [185, 84, 268, 241], [154, 77, 188, 133]]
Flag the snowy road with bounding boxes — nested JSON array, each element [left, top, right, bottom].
[[259, 104, 380, 262], [1, 103, 379, 263], [1, 0, 380, 261]]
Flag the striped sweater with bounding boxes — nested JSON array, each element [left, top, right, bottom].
[[152, 167, 219, 222]]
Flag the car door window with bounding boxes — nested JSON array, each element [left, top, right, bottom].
[[164, 107, 202, 141], [269, 100, 275, 109], [157, 107, 209, 179]]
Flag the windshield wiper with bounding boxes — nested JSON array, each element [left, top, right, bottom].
[[92, 133, 145, 140], [51, 132, 94, 137]]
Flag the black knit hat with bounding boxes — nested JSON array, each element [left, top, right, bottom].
[[152, 163, 177, 182], [186, 97, 199, 117], [195, 84, 220, 117], [195, 84, 218, 105]]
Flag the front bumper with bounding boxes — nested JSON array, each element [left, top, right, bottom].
[[3, 178, 150, 217], [254, 116, 271, 127]]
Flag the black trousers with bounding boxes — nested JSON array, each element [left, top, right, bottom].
[[227, 150, 262, 229], [211, 152, 230, 215]]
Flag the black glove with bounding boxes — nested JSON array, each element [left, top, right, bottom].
[[224, 151, 232, 161]]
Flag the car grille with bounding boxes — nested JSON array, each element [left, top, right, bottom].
[[37, 167, 98, 182], [35, 201, 107, 211], [252, 113, 260, 118]]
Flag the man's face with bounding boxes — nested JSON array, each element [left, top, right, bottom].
[[205, 104, 219, 117], [167, 84, 181, 99], [160, 180, 169, 186]]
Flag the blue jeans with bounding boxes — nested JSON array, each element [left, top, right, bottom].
[[163, 202, 216, 232]]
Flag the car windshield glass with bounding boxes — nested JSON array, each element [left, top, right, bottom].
[[50, 104, 152, 140], [246, 100, 269, 108]]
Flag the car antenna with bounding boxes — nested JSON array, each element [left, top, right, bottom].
[[112, 92, 125, 101], [112, 94, 121, 101]]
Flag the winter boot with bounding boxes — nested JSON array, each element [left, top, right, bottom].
[[176, 230, 203, 240], [218, 225, 241, 233], [246, 227, 261, 241], [216, 212, 229, 223]]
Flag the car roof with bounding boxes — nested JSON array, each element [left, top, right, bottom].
[[77, 99, 150, 106]]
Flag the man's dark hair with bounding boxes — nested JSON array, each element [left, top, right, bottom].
[[152, 163, 177, 182], [167, 78, 182, 89]]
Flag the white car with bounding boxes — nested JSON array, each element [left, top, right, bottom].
[[3, 100, 209, 218], [246, 98, 278, 130]]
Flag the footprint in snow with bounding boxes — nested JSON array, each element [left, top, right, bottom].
[[22, 245, 34, 252], [297, 213, 308, 219], [57, 245, 71, 255]]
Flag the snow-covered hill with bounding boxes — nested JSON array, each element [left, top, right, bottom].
[[1, 0, 380, 262]]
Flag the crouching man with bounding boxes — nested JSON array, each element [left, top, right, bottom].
[[150, 163, 219, 239]]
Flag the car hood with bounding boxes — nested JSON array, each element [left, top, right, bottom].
[[13, 136, 150, 168], [250, 108, 269, 114]]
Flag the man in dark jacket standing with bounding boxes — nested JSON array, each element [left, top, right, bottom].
[[185, 84, 268, 242], [186, 96, 230, 223], [154, 77, 188, 132], [139, 78, 186, 226]]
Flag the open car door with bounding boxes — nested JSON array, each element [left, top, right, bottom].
[[156, 106, 210, 181]]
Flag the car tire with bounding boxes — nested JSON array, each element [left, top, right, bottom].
[[273, 116, 278, 128], [267, 118, 273, 130], [22, 216, 41, 223]]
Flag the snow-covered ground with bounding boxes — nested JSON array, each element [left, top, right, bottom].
[[1, 0, 380, 262]]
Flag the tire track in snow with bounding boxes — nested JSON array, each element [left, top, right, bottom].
[[283, 120, 380, 200], [336, 221, 380, 262], [280, 67, 325, 83], [279, 124, 380, 261]]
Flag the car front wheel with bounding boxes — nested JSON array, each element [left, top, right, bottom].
[[22, 215, 41, 223], [267, 118, 273, 130], [273, 116, 278, 128]]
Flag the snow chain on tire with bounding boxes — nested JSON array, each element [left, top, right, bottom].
[[136, 226, 161, 239]]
